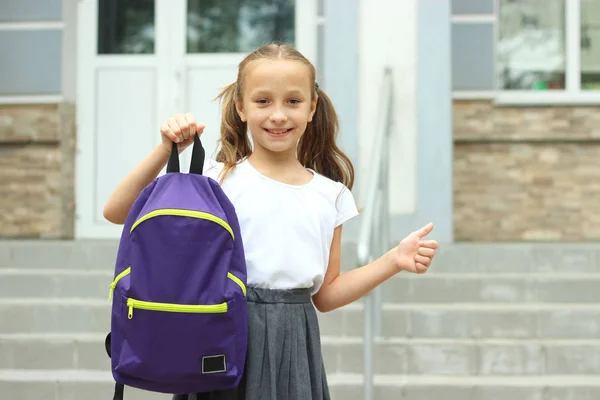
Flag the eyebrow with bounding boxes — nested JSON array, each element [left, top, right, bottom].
[[250, 89, 306, 97]]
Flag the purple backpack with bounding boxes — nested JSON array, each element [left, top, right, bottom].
[[105, 136, 248, 398]]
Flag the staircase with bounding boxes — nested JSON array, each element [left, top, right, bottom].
[[1, 241, 600, 399], [0, 241, 166, 400], [323, 243, 600, 399]]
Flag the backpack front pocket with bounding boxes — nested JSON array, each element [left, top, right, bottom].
[[125, 298, 228, 319], [115, 295, 241, 390]]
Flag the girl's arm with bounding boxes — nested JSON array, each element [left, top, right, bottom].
[[103, 145, 170, 224], [103, 114, 204, 224], [312, 223, 437, 313]]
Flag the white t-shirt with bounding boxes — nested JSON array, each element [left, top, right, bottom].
[[204, 158, 359, 294]]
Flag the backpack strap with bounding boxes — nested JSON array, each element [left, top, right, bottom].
[[113, 383, 125, 400], [167, 134, 205, 175], [105, 333, 125, 399]]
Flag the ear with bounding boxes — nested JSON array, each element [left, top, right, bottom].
[[234, 100, 247, 122], [308, 96, 318, 122]]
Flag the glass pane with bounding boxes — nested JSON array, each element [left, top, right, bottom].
[[452, 24, 495, 90], [97, 0, 155, 54], [0, 0, 61, 22], [0, 31, 61, 95], [581, 0, 600, 89], [452, 0, 494, 15], [187, 0, 295, 54], [497, 0, 566, 90]]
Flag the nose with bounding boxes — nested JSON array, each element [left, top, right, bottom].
[[269, 108, 288, 124]]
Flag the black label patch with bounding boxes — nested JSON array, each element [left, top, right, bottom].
[[202, 355, 227, 374]]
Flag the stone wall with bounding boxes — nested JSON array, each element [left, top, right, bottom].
[[3, 100, 597, 242], [0, 104, 76, 238], [453, 100, 600, 242]]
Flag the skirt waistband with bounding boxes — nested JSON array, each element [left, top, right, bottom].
[[247, 287, 312, 304]]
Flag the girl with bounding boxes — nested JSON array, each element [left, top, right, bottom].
[[103, 42, 438, 400]]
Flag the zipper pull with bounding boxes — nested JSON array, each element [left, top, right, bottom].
[[128, 303, 133, 319]]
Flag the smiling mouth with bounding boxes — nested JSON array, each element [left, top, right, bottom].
[[264, 128, 293, 136]]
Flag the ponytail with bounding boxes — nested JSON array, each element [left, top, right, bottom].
[[215, 82, 251, 183], [298, 86, 355, 190]]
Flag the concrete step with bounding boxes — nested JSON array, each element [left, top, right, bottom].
[[429, 243, 600, 274], [328, 374, 600, 400], [3, 241, 600, 274], [0, 334, 110, 371], [0, 370, 165, 400], [379, 274, 600, 303], [321, 337, 600, 376], [0, 299, 111, 334], [3, 334, 600, 377], [2, 269, 600, 304], [0, 240, 118, 270], [1, 370, 599, 400], [0, 269, 112, 299], [2, 299, 600, 339], [318, 303, 600, 339]]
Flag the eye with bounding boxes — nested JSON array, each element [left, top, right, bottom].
[[255, 99, 269, 104], [289, 99, 301, 104]]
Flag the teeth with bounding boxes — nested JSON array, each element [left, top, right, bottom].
[[268, 129, 289, 134]]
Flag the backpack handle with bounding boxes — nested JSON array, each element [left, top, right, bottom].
[[166, 134, 205, 175]]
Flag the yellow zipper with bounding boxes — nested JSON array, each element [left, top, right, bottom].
[[126, 298, 228, 319], [130, 209, 234, 239], [227, 272, 246, 296], [109, 269, 245, 301], [108, 267, 131, 302]]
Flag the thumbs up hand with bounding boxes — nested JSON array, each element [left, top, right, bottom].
[[391, 223, 438, 274]]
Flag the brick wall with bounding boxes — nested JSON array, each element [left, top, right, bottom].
[[454, 100, 600, 242], [0, 104, 75, 238], [3, 100, 597, 242]]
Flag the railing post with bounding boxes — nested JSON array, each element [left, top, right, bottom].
[[363, 288, 374, 400], [377, 144, 390, 343], [372, 190, 383, 339], [357, 68, 394, 400]]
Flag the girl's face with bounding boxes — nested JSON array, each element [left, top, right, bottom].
[[235, 59, 318, 158]]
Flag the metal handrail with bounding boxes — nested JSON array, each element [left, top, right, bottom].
[[356, 68, 394, 400]]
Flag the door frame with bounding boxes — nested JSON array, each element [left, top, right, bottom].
[[166, 0, 318, 113], [75, 0, 318, 239]]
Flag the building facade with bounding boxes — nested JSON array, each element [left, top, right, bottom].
[[3, 0, 592, 243], [452, 0, 600, 242]]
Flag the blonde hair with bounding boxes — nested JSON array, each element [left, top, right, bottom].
[[215, 42, 355, 190]]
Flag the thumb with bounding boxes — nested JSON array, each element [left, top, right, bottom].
[[414, 222, 434, 239]]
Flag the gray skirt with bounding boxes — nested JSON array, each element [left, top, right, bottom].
[[173, 287, 331, 400]]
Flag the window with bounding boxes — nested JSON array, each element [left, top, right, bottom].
[[186, 0, 295, 54], [498, 0, 566, 90], [581, 0, 600, 89], [97, 0, 155, 54], [451, 0, 600, 104], [496, 0, 600, 103], [0, 0, 62, 100]]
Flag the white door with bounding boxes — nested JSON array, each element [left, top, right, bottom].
[[76, 0, 317, 239]]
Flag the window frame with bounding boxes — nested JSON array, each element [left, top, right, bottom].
[[0, 21, 64, 104], [453, 0, 600, 105]]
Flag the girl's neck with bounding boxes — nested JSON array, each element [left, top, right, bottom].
[[248, 147, 302, 171], [247, 147, 314, 186]]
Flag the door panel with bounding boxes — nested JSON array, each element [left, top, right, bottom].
[[185, 64, 239, 161], [77, 0, 163, 238], [95, 69, 157, 222]]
